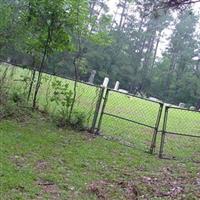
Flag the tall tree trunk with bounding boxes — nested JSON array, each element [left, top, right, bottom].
[[118, 0, 128, 30], [69, 56, 79, 121], [164, 54, 176, 98], [151, 31, 162, 69], [32, 26, 52, 109], [69, 0, 82, 121]]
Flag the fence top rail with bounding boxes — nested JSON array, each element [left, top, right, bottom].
[[166, 105, 200, 113], [107, 88, 164, 106], [1, 62, 198, 111]]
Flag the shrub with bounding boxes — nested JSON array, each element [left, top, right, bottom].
[[50, 79, 73, 118], [0, 89, 32, 121], [70, 111, 86, 131]]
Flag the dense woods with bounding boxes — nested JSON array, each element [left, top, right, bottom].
[[0, 0, 200, 106]]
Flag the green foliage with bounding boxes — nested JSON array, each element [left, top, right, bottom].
[[70, 111, 86, 130], [0, 0, 200, 106], [11, 91, 25, 104], [50, 79, 73, 118], [150, 10, 200, 104], [0, 88, 32, 121], [50, 79, 87, 130], [23, 0, 74, 53]]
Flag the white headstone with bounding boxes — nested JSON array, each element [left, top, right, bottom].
[[88, 70, 96, 84], [102, 77, 109, 88], [179, 103, 186, 108], [189, 106, 196, 111], [114, 81, 120, 90], [7, 57, 11, 62]]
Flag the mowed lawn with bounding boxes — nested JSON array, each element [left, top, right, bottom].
[[0, 118, 200, 200], [0, 64, 200, 160]]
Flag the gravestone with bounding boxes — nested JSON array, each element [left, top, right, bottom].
[[189, 106, 196, 111], [88, 70, 96, 84], [179, 103, 186, 108], [7, 57, 11, 62], [114, 81, 120, 90]]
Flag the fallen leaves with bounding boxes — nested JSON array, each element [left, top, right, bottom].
[[36, 179, 60, 200], [87, 166, 200, 199], [87, 180, 139, 200]]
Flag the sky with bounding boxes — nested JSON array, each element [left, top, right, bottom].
[[107, 0, 200, 57]]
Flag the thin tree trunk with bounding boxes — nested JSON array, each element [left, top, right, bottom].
[[32, 26, 52, 109], [45, 75, 53, 110], [27, 58, 36, 102], [69, 56, 79, 121], [27, 69, 36, 102], [164, 54, 176, 98], [0, 66, 9, 90], [69, 0, 81, 121], [118, 0, 128, 30]]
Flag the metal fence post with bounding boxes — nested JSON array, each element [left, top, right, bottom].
[[95, 88, 109, 135], [159, 106, 169, 158], [150, 103, 164, 154]]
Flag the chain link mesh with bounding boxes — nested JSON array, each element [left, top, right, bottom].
[[1, 64, 200, 161], [99, 89, 163, 151], [38, 74, 101, 128], [160, 107, 200, 162], [1, 64, 101, 128]]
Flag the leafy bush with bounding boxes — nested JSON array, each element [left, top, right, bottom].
[[11, 91, 25, 104], [0, 89, 32, 121], [70, 111, 86, 131], [50, 79, 73, 119], [50, 79, 86, 130]]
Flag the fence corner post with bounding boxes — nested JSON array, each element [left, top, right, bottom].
[[95, 88, 109, 135], [90, 87, 104, 134], [159, 106, 169, 158], [150, 102, 164, 154]]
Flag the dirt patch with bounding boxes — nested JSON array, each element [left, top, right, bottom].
[[88, 180, 110, 200], [35, 160, 50, 172], [36, 179, 60, 200], [87, 180, 139, 200], [117, 180, 140, 200], [83, 131, 98, 141]]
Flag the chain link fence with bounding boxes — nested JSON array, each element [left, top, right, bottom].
[[92, 88, 163, 152], [0, 64, 101, 129], [159, 106, 200, 162], [1, 64, 200, 161], [38, 74, 101, 128]]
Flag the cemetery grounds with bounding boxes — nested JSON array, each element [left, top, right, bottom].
[[0, 64, 200, 199]]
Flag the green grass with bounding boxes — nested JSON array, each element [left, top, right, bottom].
[[0, 118, 200, 199], [0, 64, 200, 161]]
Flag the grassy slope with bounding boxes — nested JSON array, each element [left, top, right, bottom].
[[1, 64, 199, 160], [0, 117, 200, 200]]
